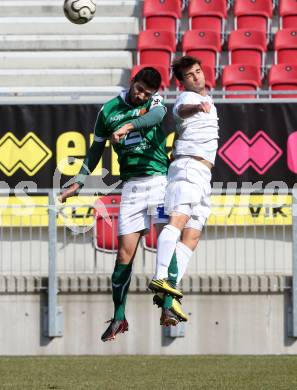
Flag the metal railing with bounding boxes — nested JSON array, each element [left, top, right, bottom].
[[0, 189, 293, 277], [0, 88, 296, 104], [1, 188, 296, 337]]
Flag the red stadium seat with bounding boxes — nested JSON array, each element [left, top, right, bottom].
[[279, 0, 297, 29], [137, 30, 176, 69], [175, 64, 216, 90], [143, 224, 158, 251], [234, 0, 273, 35], [228, 29, 267, 70], [228, 29, 267, 67], [188, 0, 227, 38], [182, 29, 221, 76], [222, 64, 262, 98], [93, 195, 121, 252], [143, 0, 182, 36], [131, 64, 170, 89], [274, 29, 297, 64], [269, 64, 297, 98]]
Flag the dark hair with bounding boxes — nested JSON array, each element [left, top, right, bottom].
[[132, 67, 161, 90], [172, 56, 202, 81]]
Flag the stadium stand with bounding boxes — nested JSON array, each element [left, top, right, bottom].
[[269, 63, 297, 98], [93, 195, 121, 252], [0, 0, 140, 97], [279, 0, 297, 29], [1, 0, 297, 99], [274, 29, 297, 64], [142, 0, 182, 36], [188, 0, 227, 39], [222, 64, 262, 98], [228, 29, 267, 70], [137, 29, 176, 69], [3, 1, 297, 356], [234, 0, 273, 36]]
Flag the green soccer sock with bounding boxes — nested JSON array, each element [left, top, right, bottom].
[[163, 251, 178, 309], [112, 262, 132, 321]]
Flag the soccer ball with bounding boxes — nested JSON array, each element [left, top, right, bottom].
[[63, 0, 96, 24]]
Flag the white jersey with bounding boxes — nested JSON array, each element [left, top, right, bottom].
[[172, 91, 219, 164]]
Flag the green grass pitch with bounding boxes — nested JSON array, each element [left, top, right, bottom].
[[1, 356, 297, 390]]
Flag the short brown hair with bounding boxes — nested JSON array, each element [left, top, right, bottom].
[[172, 56, 202, 81]]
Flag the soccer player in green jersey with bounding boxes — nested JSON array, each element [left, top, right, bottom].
[[59, 67, 186, 341]]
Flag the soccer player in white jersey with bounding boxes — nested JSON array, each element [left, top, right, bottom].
[[149, 56, 219, 300]]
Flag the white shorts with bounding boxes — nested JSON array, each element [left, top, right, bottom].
[[118, 175, 168, 236], [165, 157, 212, 229], [118, 173, 203, 236]]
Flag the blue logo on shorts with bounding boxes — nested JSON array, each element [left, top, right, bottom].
[[157, 205, 169, 220]]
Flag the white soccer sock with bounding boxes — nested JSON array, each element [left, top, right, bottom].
[[154, 224, 181, 280], [176, 241, 194, 284]]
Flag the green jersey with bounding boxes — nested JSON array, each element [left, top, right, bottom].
[[94, 90, 169, 181]]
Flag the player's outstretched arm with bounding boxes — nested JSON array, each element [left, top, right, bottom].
[[111, 106, 166, 144], [178, 102, 211, 118], [130, 105, 166, 130], [58, 140, 106, 202], [58, 183, 81, 203]]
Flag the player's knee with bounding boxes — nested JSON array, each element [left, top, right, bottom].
[[181, 229, 201, 251], [117, 246, 134, 264]]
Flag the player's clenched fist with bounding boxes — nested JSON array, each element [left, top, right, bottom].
[[198, 101, 211, 113], [111, 123, 134, 144], [58, 182, 81, 203]]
